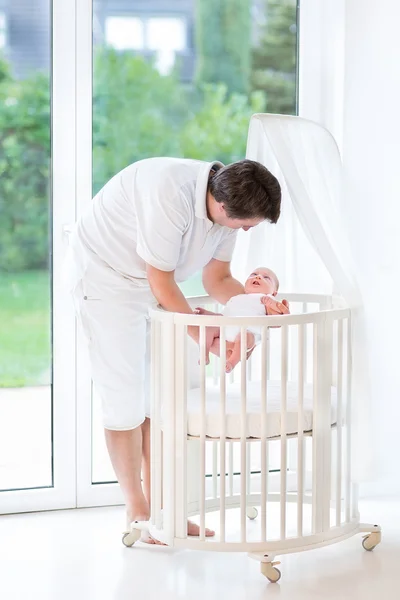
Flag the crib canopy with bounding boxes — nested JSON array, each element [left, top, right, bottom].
[[233, 114, 372, 480]]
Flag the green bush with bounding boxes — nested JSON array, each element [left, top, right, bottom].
[[0, 56, 50, 272]]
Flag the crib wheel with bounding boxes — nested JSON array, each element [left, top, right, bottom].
[[362, 532, 381, 552], [246, 507, 258, 520], [261, 562, 281, 583], [122, 530, 141, 547]]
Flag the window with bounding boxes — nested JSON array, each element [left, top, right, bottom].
[[105, 15, 187, 74], [105, 16, 144, 50], [147, 17, 187, 52], [0, 12, 6, 48], [147, 17, 187, 75]]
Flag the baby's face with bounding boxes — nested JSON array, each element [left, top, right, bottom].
[[244, 268, 278, 296]]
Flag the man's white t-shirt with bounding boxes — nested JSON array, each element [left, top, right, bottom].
[[70, 157, 237, 284]]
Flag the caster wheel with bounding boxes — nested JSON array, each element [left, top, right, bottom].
[[261, 562, 281, 583], [246, 507, 258, 520], [122, 530, 141, 547], [362, 532, 381, 552]]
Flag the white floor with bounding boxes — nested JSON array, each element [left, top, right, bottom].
[[1, 499, 399, 600]]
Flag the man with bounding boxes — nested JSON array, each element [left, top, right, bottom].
[[66, 157, 287, 543]]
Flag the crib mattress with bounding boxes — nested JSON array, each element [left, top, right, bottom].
[[186, 380, 337, 439]]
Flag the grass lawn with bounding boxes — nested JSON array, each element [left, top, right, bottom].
[[0, 271, 205, 388], [0, 271, 51, 388]]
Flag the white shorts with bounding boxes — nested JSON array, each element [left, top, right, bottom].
[[70, 256, 157, 431]]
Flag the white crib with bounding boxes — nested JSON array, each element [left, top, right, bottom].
[[123, 293, 381, 582]]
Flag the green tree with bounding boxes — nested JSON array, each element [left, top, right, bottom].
[[92, 48, 186, 193], [195, 0, 252, 95], [181, 84, 264, 163], [252, 0, 298, 115]]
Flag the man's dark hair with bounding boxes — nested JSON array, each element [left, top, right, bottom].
[[209, 159, 281, 223]]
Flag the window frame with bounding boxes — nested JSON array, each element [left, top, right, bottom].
[[0, 0, 77, 515]]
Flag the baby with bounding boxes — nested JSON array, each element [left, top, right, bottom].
[[224, 267, 289, 373]]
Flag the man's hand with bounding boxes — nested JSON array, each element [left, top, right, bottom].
[[261, 296, 290, 315], [194, 307, 221, 317]]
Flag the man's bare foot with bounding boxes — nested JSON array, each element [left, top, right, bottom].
[[139, 530, 167, 546], [126, 498, 167, 546], [188, 520, 215, 537], [127, 500, 214, 542], [127, 519, 167, 546]]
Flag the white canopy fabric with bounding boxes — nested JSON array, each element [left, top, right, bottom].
[[232, 113, 372, 481]]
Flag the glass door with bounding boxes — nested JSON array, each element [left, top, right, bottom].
[[0, 0, 77, 514]]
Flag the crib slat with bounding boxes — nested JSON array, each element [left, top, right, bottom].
[[212, 442, 218, 498], [322, 320, 333, 533], [219, 326, 226, 542], [336, 320, 343, 526], [247, 354, 253, 382], [280, 325, 288, 540], [229, 442, 234, 497], [162, 317, 176, 540], [312, 317, 333, 534], [261, 326, 268, 542], [174, 323, 188, 539], [302, 303, 308, 382], [246, 443, 251, 502], [150, 320, 161, 529], [297, 323, 305, 537], [213, 302, 219, 385], [199, 325, 207, 541], [290, 325, 297, 382], [150, 319, 156, 528], [345, 317, 352, 523], [154, 320, 163, 530], [240, 327, 247, 543], [312, 323, 319, 533]]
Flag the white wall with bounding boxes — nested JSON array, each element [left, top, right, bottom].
[[342, 0, 400, 496]]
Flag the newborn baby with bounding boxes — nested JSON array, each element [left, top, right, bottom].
[[224, 267, 288, 373]]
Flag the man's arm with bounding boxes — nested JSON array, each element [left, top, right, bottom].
[[147, 265, 192, 314], [202, 259, 244, 304], [147, 265, 219, 363]]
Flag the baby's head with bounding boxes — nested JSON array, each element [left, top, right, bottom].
[[244, 267, 279, 296]]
